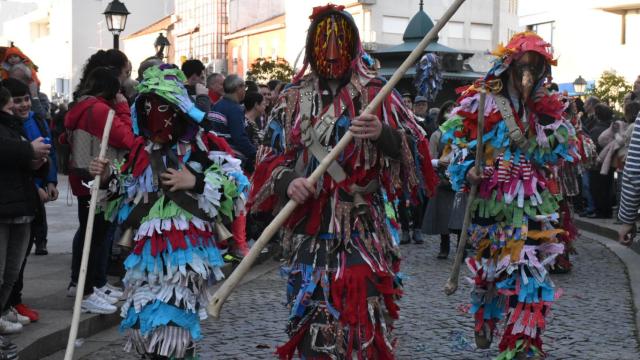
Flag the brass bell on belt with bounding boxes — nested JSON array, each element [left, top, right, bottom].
[[118, 228, 134, 249], [215, 222, 233, 241]]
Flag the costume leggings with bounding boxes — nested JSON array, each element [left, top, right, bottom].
[[471, 248, 553, 356]]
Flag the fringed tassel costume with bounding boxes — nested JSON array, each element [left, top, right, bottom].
[[441, 33, 580, 359], [249, 10, 437, 356]]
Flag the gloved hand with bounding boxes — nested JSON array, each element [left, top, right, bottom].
[[174, 91, 206, 123]]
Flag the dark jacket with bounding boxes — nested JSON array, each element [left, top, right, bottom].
[[212, 96, 256, 171], [0, 110, 41, 218], [590, 120, 612, 153]]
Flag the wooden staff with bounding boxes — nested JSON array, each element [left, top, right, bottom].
[[208, 0, 469, 318], [64, 109, 115, 360], [444, 87, 486, 296]]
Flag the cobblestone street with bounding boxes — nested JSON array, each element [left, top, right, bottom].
[[83, 235, 639, 359]]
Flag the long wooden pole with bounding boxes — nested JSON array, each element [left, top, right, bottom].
[[208, 0, 469, 318], [444, 88, 486, 296], [64, 109, 116, 360]]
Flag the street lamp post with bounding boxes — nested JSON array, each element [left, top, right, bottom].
[[573, 75, 587, 95], [103, 0, 130, 50], [154, 32, 171, 59]]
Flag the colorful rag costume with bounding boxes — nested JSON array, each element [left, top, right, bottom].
[[440, 32, 580, 359], [104, 65, 248, 359], [549, 97, 588, 273], [249, 5, 437, 359]]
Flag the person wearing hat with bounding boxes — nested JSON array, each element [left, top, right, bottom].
[[440, 32, 580, 359], [414, 95, 438, 138], [401, 92, 413, 110], [89, 64, 249, 359]]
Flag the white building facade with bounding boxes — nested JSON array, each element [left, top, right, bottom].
[[2, 0, 173, 100], [520, 0, 640, 84]]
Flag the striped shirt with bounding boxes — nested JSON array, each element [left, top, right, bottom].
[[618, 113, 640, 223]]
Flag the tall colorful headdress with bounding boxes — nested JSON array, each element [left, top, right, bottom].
[[487, 31, 556, 78], [132, 64, 205, 136]]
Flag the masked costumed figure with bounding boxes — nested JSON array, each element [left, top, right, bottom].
[[548, 96, 587, 274], [93, 64, 248, 359], [439, 32, 580, 359], [248, 5, 437, 359]]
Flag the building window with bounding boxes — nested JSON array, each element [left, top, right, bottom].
[[30, 20, 49, 41], [508, 0, 518, 15], [470, 23, 492, 41], [527, 21, 554, 45], [54, 78, 70, 102], [446, 21, 464, 39], [382, 16, 409, 34], [232, 46, 238, 64], [174, 0, 219, 63]]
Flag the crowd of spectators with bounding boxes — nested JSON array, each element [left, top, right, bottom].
[[0, 46, 290, 355], [2, 40, 640, 359]]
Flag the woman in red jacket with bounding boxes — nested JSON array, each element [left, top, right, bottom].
[[64, 66, 135, 314]]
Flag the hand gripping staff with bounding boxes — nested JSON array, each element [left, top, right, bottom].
[[64, 109, 115, 360], [208, 0, 469, 318], [444, 83, 487, 296]]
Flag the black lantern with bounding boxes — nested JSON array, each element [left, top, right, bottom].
[[154, 33, 171, 58], [103, 0, 130, 50], [573, 75, 587, 95]]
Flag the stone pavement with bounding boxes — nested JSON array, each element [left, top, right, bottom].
[[79, 233, 640, 360]]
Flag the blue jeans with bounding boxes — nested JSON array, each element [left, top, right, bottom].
[[581, 171, 595, 213]]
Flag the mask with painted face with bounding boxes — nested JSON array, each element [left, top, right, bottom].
[[510, 51, 546, 103], [309, 13, 356, 80], [139, 94, 183, 144], [488, 32, 556, 100]]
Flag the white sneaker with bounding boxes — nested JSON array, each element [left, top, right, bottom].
[[81, 293, 117, 314], [5, 308, 30, 325], [98, 284, 123, 298], [93, 287, 119, 305], [67, 283, 77, 298], [0, 317, 22, 334]]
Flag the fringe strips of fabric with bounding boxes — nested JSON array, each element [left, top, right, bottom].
[[276, 264, 399, 360], [119, 212, 225, 359], [124, 326, 198, 359], [466, 236, 561, 360]]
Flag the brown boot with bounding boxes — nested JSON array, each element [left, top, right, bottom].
[[474, 322, 493, 349]]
